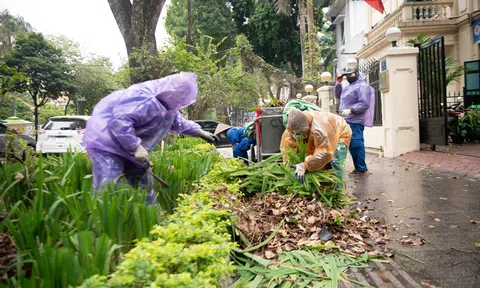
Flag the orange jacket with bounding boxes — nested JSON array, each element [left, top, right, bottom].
[[280, 111, 352, 172]]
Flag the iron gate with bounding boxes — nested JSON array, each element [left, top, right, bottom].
[[359, 60, 382, 126], [418, 36, 447, 146]]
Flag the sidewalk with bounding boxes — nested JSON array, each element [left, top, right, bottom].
[[345, 154, 480, 288], [398, 143, 480, 179]]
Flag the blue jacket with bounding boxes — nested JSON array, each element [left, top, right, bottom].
[[226, 127, 256, 164]]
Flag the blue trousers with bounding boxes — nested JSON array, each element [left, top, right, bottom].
[[348, 123, 368, 172], [233, 138, 256, 165]]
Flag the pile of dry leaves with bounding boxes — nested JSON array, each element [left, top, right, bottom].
[[222, 192, 392, 259]]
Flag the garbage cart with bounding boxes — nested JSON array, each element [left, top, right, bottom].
[[252, 107, 285, 162]]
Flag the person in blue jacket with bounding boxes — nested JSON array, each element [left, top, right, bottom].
[[215, 124, 256, 165]]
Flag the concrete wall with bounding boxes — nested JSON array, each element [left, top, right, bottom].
[[365, 126, 384, 149]]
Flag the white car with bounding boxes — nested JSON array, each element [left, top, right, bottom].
[[36, 116, 90, 153]]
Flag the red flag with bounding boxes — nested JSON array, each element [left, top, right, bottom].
[[365, 0, 385, 14]]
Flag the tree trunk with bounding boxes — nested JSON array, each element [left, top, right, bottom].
[[187, 0, 193, 46], [298, 0, 307, 78], [33, 94, 39, 142], [306, 0, 316, 76], [108, 0, 166, 83], [65, 97, 71, 116]]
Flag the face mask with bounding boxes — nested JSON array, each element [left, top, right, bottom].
[[347, 76, 358, 84]]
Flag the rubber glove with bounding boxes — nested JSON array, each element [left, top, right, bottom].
[[340, 109, 352, 117], [294, 163, 306, 183], [197, 130, 219, 145], [134, 145, 149, 162]]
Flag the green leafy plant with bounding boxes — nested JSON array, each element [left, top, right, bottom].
[[80, 189, 235, 288], [231, 249, 382, 287], [0, 137, 221, 286]]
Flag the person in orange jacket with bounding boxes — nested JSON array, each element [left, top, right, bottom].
[[280, 108, 352, 183]]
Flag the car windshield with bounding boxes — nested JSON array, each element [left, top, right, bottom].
[[43, 119, 87, 130]]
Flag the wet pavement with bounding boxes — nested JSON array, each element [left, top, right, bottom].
[[345, 154, 480, 288]]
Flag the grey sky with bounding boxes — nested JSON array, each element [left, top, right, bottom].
[[0, 0, 171, 68]]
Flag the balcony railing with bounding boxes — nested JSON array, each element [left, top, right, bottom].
[[365, 0, 454, 47]]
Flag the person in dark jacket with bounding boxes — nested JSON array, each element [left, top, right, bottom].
[[215, 124, 256, 165]]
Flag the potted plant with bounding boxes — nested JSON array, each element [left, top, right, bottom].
[[462, 109, 480, 141], [448, 116, 468, 144]]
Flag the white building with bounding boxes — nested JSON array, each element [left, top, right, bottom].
[[326, 0, 368, 74]]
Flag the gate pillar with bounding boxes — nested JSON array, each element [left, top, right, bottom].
[[378, 47, 420, 158], [317, 86, 331, 112]]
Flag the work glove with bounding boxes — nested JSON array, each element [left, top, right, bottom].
[[339, 109, 352, 117], [134, 145, 149, 162], [197, 130, 219, 145], [293, 163, 306, 183]]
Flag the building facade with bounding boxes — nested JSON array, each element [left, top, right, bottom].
[[326, 0, 480, 151]]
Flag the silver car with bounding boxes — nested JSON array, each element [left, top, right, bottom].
[[36, 116, 90, 153]]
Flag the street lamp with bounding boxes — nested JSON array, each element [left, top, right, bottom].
[[320, 72, 332, 85], [386, 27, 402, 47], [347, 58, 358, 68], [305, 84, 314, 94]]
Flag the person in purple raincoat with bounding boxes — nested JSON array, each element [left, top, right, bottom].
[[335, 67, 375, 175], [83, 72, 217, 203]]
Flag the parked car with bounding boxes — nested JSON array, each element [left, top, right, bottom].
[[0, 122, 36, 161], [36, 116, 90, 154], [194, 120, 231, 146]]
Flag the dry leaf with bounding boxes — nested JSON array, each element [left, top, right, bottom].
[[427, 210, 436, 215], [15, 172, 24, 181], [405, 167, 410, 171], [265, 250, 276, 259], [307, 216, 316, 224], [440, 197, 448, 200], [429, 225, 435, 229], [470, 220, 480, 225], [434, 218, 441, 222], [421, 281, 442, 288], [451, 225, 458, 229]]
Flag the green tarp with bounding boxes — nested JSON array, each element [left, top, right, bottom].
[[282, 100, 322, 126], [244, 121, 255, 139]]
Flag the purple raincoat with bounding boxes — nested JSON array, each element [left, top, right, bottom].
[[335, 73, 376, 128], [83, 72, 201, 162]]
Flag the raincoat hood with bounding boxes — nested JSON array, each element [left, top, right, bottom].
[[129, 72, 198, 111]]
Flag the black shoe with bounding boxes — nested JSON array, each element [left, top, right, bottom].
[[349, 170, 369, 175]]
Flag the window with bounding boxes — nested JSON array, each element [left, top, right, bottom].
[[43, 118, 87, 130], [341, 22, 345, 45], [0, 124, 7, 134]]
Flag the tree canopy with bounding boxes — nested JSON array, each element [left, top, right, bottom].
[[0, 9, 33, 55], [166, 0, 238, 51], [5, 32, 76, 131]]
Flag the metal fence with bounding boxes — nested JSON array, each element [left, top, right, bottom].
[[359, 60, 383, 126]]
